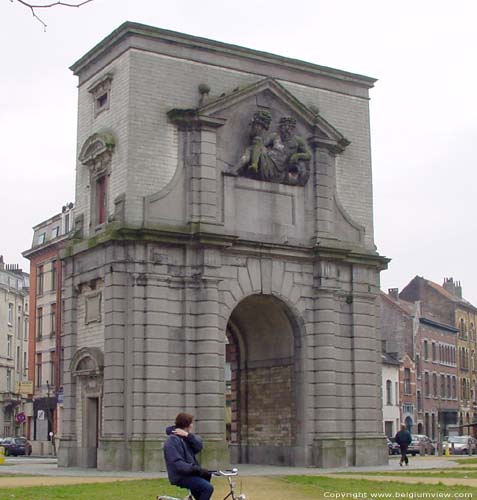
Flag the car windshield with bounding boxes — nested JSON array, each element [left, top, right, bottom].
[[449, 436, 468, 444]]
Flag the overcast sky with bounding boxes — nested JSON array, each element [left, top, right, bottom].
[[1, 0, 476, 303]]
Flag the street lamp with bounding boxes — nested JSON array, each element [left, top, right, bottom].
[[45, 381, 55, 456]]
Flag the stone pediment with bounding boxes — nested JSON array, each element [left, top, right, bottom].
[[79, 132, 115, 167], [197, 78, 350, 153], [168, 78, 349, 186]]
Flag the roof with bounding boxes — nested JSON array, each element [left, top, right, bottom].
[[424, 278, 476, 310], [382, 352, 401, 366], [380, 291, 416, 317], [419, 317, 458, 334], [70, 22, 377, 92]]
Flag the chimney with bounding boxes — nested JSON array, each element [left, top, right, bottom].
[[443, 277, 456, 295], [0, 255, 3, 270], [455, 280, 463, 299], [388, 288, 399, 301]]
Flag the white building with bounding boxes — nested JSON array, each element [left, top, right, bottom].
[[382, 352, 401, 438], [0, 257, 29, 437]]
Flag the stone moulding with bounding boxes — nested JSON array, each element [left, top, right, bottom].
[[70, 347, 104, 377], [168, 77, 350, 155], [61, 223, 389, 270], [79, 132, 116, 167]]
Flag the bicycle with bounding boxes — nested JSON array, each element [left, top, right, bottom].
[[157, 468, 246, 500]]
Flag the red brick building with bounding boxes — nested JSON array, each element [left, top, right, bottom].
[[22, 204, 73, 454]]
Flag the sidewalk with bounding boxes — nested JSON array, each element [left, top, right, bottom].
[[0, 455, 462, 486]]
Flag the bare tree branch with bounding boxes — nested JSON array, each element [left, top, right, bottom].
[[12, 0, 95, 31]]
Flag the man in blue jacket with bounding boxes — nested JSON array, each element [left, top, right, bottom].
[[163, 413, 213, 500], [395, 424, 412, 466]]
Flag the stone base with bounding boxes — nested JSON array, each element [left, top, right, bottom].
[[198, 439, 230, 469], [57, 439, 77, 468], [97, 439, 132, 471], [96, 439, 167, 471], [354, 437, 388, 466], [312, 437, 388, 467], [230, 443, 311, 466], [61, 436, 387, 470], [58, 439, 97, 468], [65, 437, 229, 471]]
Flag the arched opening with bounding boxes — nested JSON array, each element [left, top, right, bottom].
[[417, 422, 423, 434], [70, 348, 104, 468], [225, 294, 302, 466]]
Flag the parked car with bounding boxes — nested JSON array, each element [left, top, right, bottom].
[[446, 435, 477, 455], [387, 438, 400, 455], [0, 437, 32, 456], [408, 434, 436, 456]]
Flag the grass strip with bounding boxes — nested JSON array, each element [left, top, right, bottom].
[[0, 478, 182, 500], [282, 475, 477, 496]]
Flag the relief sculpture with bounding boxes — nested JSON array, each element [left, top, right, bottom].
[[228, 111, 312, 186]]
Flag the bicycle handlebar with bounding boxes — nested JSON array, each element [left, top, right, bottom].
[[209, 468, 238, 476]]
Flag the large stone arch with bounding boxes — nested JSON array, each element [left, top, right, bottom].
[[224, 293, 306, 466]]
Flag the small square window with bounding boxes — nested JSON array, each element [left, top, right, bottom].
[[88, 73, 113, 118], [97, 93, 108, 108], [38, 233, 46, 245], [52, 226, 60, 238]]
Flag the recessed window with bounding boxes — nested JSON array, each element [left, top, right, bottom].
[[404, 368, 411, 395], [37, 265, 44, 295], [95, 175, 107, 225], [8, 303, 13, 325], [52, 226, 60, 238], [36, 353, 42, 387], [88, 72, 113, 118], [38, 233, 46, 245], [37, 307, 43, 339], [97, 93, 108, 108], [51, 262, 57, 291], [7, 335, 12, 357], [85, 292, 102, 324]]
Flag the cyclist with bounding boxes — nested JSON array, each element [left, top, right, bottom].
[[164, 413, 213, 500]]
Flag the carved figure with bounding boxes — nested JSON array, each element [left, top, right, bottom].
[[230, 113, 311, 185], [234, 110, 272, 175], [266, 116, 312, 185]]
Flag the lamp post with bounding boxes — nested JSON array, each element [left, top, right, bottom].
[[45, 381, 56, 456]]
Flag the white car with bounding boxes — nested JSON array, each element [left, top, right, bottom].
[[447, 435, 477, 455]]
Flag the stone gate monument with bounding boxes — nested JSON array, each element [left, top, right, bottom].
[[58, 22, 389, 471]]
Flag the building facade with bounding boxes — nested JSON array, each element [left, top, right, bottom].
[[416, 318, 458, 439], [59, 22, 388, 471], [378, 291, 417, 432], [382, 352, 400, 438], [400, 276, 475, 438], [23, 203, 74, 454], [0, 257, 29, 438]]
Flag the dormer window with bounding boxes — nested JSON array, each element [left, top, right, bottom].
[[88, 73, 113, 118]]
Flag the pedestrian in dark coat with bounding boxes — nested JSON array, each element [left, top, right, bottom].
[[163, 413, 213, 500], [395, 424, 412, 466]]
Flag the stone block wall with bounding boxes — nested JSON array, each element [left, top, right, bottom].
[[61, 22, 388, 471]]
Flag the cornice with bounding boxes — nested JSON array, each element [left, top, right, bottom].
[[22, 236, 69, 260], [61, 223, 387, 269], [70, 22, 376, 94]]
